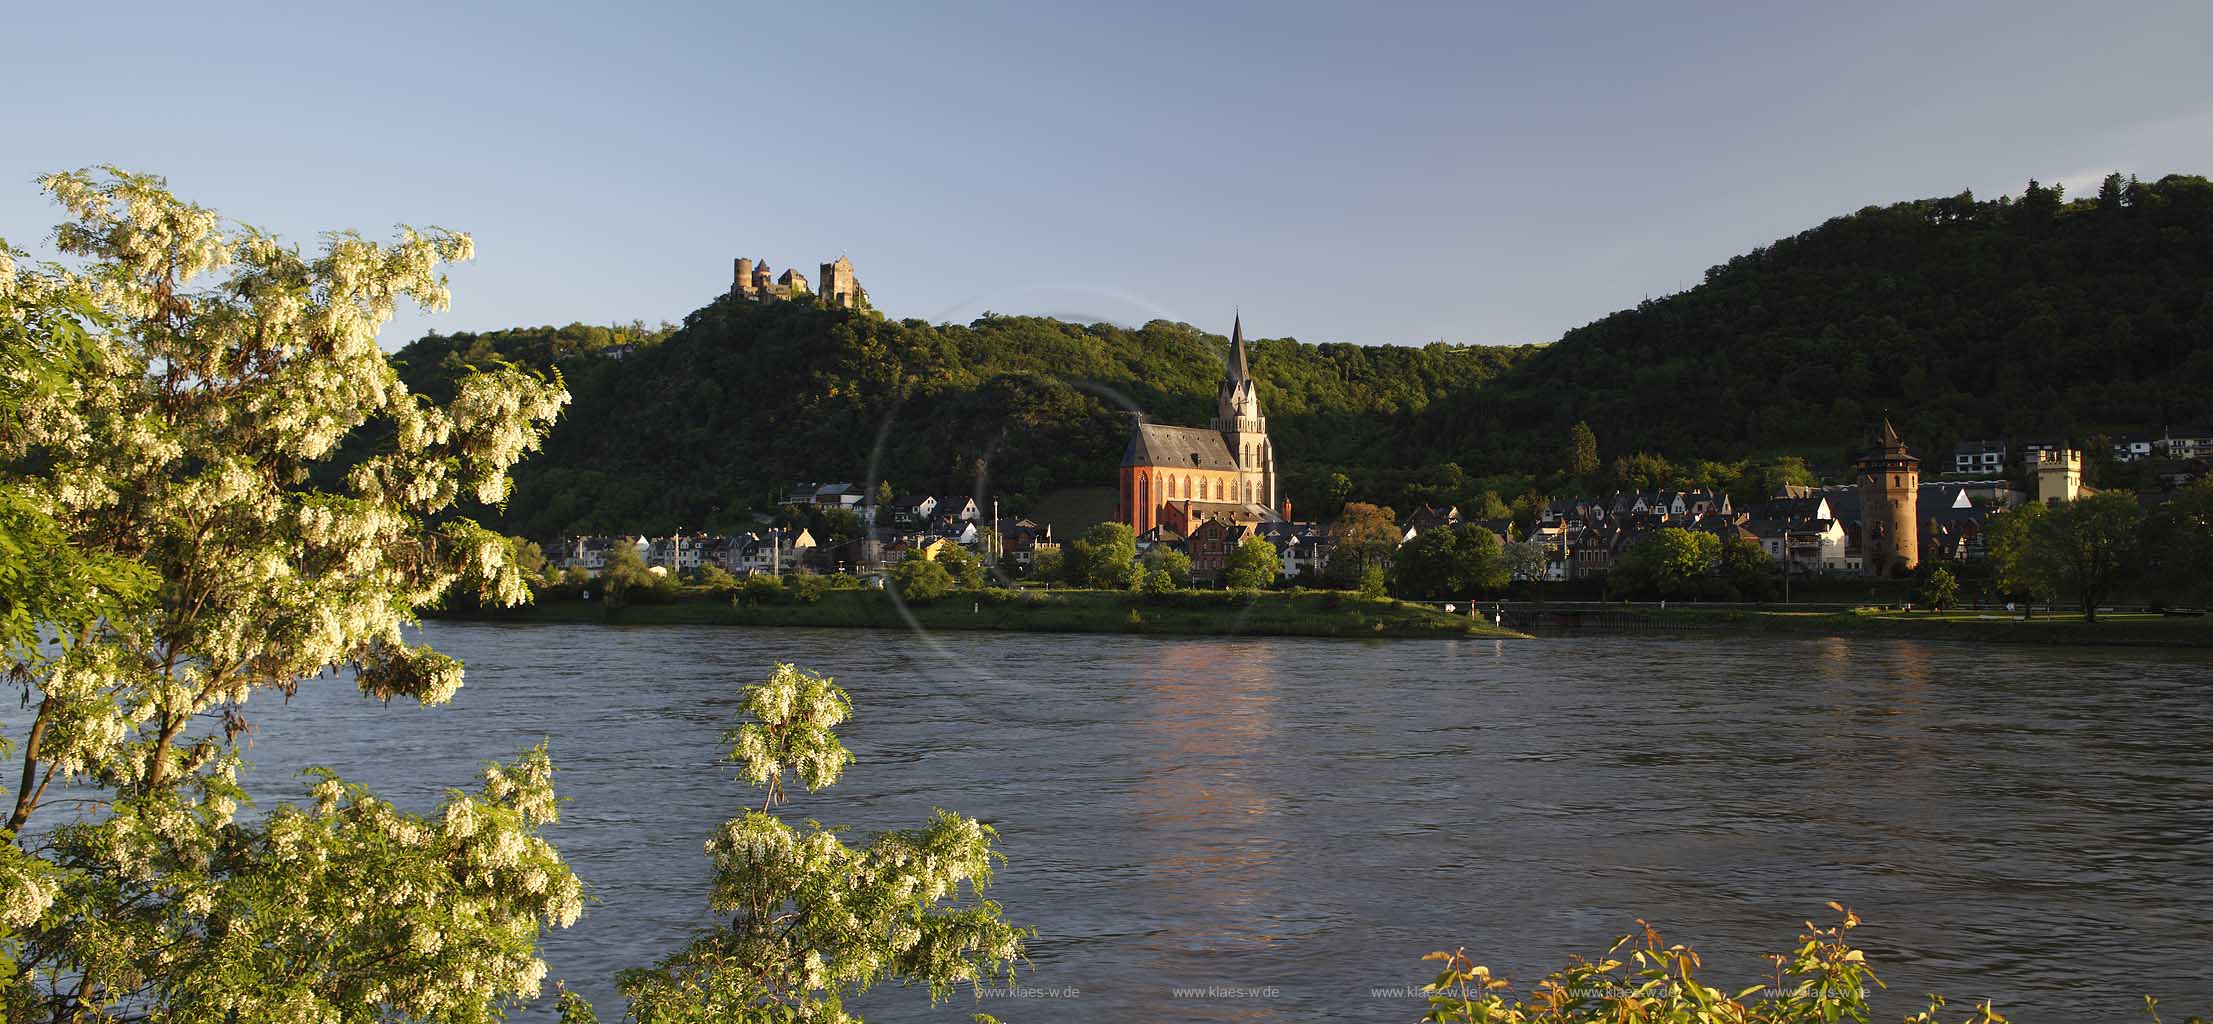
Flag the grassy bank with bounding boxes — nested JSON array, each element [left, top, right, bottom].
[[450, 589, 1528, 640], [1587, 605, 2213, 648]]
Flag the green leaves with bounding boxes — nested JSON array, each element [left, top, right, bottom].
[[1418, 907, 1891, 1024], [1392, 523, 1510, 599], [889, 552, 956, 604], [594, 665, 1027, 1024], [1610, 527, 1724, 601], [1987, 492, 2149, 621], [1224, 535, 1280, 590], [1067, 521, 1139, 590]]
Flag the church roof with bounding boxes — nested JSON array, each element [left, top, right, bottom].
[[1122, 422, 1238, 471]]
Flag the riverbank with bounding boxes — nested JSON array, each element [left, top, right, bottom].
[[449, 589, 1529, 640], [1505, 603, 2213, 648]]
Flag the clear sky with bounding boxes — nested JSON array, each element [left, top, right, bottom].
[[6, 1, 2213, 349]]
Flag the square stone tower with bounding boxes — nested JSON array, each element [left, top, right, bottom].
[[2035, 448, 2083, 505], [819, 255, 864, 308]]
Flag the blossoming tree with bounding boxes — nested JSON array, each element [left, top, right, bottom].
[[559, 663, 1027, 1024], [0, 168, 579, 1022]]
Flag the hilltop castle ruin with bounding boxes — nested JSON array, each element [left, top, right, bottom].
[[730, 253, 867, 309]]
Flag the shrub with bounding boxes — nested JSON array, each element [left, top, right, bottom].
[[1223, 536, 1280, 590], [1415, 906, 2060, 1024], [1141, 547, 1192, 588], [693, 565, 738, 597], [1068, 522, 1137, 589], [889, 553, 953, 603], [1917, 567, 1960, 611], [785, 573, 829, 603], [935, 544, 987, 590], [732, 573, 782, 606]]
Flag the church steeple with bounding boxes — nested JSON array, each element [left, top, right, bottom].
[[1210, 313, 1274, 516], [1228, 312, 1250, 383]]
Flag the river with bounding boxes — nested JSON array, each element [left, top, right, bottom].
[[77, 625, 2213, 1020]]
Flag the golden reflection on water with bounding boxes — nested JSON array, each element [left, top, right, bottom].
[[1133, 641, 1288, 946], [1812, 635, 1942, 784]]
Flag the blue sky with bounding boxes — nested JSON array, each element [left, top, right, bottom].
[[6, 1, 2212, 349]]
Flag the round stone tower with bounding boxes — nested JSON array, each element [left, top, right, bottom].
[[1855, 418, 1920, 577]]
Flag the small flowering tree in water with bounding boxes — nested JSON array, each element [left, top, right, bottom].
[[1, 169, 579, 1021], [562, 663, 1027, 1024]]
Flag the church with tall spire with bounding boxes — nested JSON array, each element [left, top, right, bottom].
[[1117, 315, 1282, 535]]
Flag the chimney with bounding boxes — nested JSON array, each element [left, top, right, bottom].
[[1281, 498, 1293, 521]]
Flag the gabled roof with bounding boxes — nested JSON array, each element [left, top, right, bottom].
[[1404, 503, 1460, 528], [1123, 422, 1238, 471]]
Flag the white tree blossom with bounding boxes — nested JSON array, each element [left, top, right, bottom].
[[570, 664, 1027, 1024], [1, 167, 576, 1023]]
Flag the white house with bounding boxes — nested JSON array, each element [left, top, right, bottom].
[[648, 533, 709, 571], [735, 528, 817, 576], [2158, 427, 2213, 461], [937, 495, 981, 522], [1952, 439, 2007, 474]]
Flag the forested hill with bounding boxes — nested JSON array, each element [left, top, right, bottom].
[[387, 174, 2213, 540], [387, 304, 1527, 538], [1435, 173, 2213, 470]]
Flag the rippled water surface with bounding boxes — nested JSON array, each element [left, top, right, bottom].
[[137, 626, 2213, 1020]]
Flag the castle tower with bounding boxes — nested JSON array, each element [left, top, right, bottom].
[[2036, 448, 2083, 505], [819, 255, 864, 308], [1855, 418, 1920, 577], [1210, 314, 1276, 514], [733, 257, 756, 296]]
